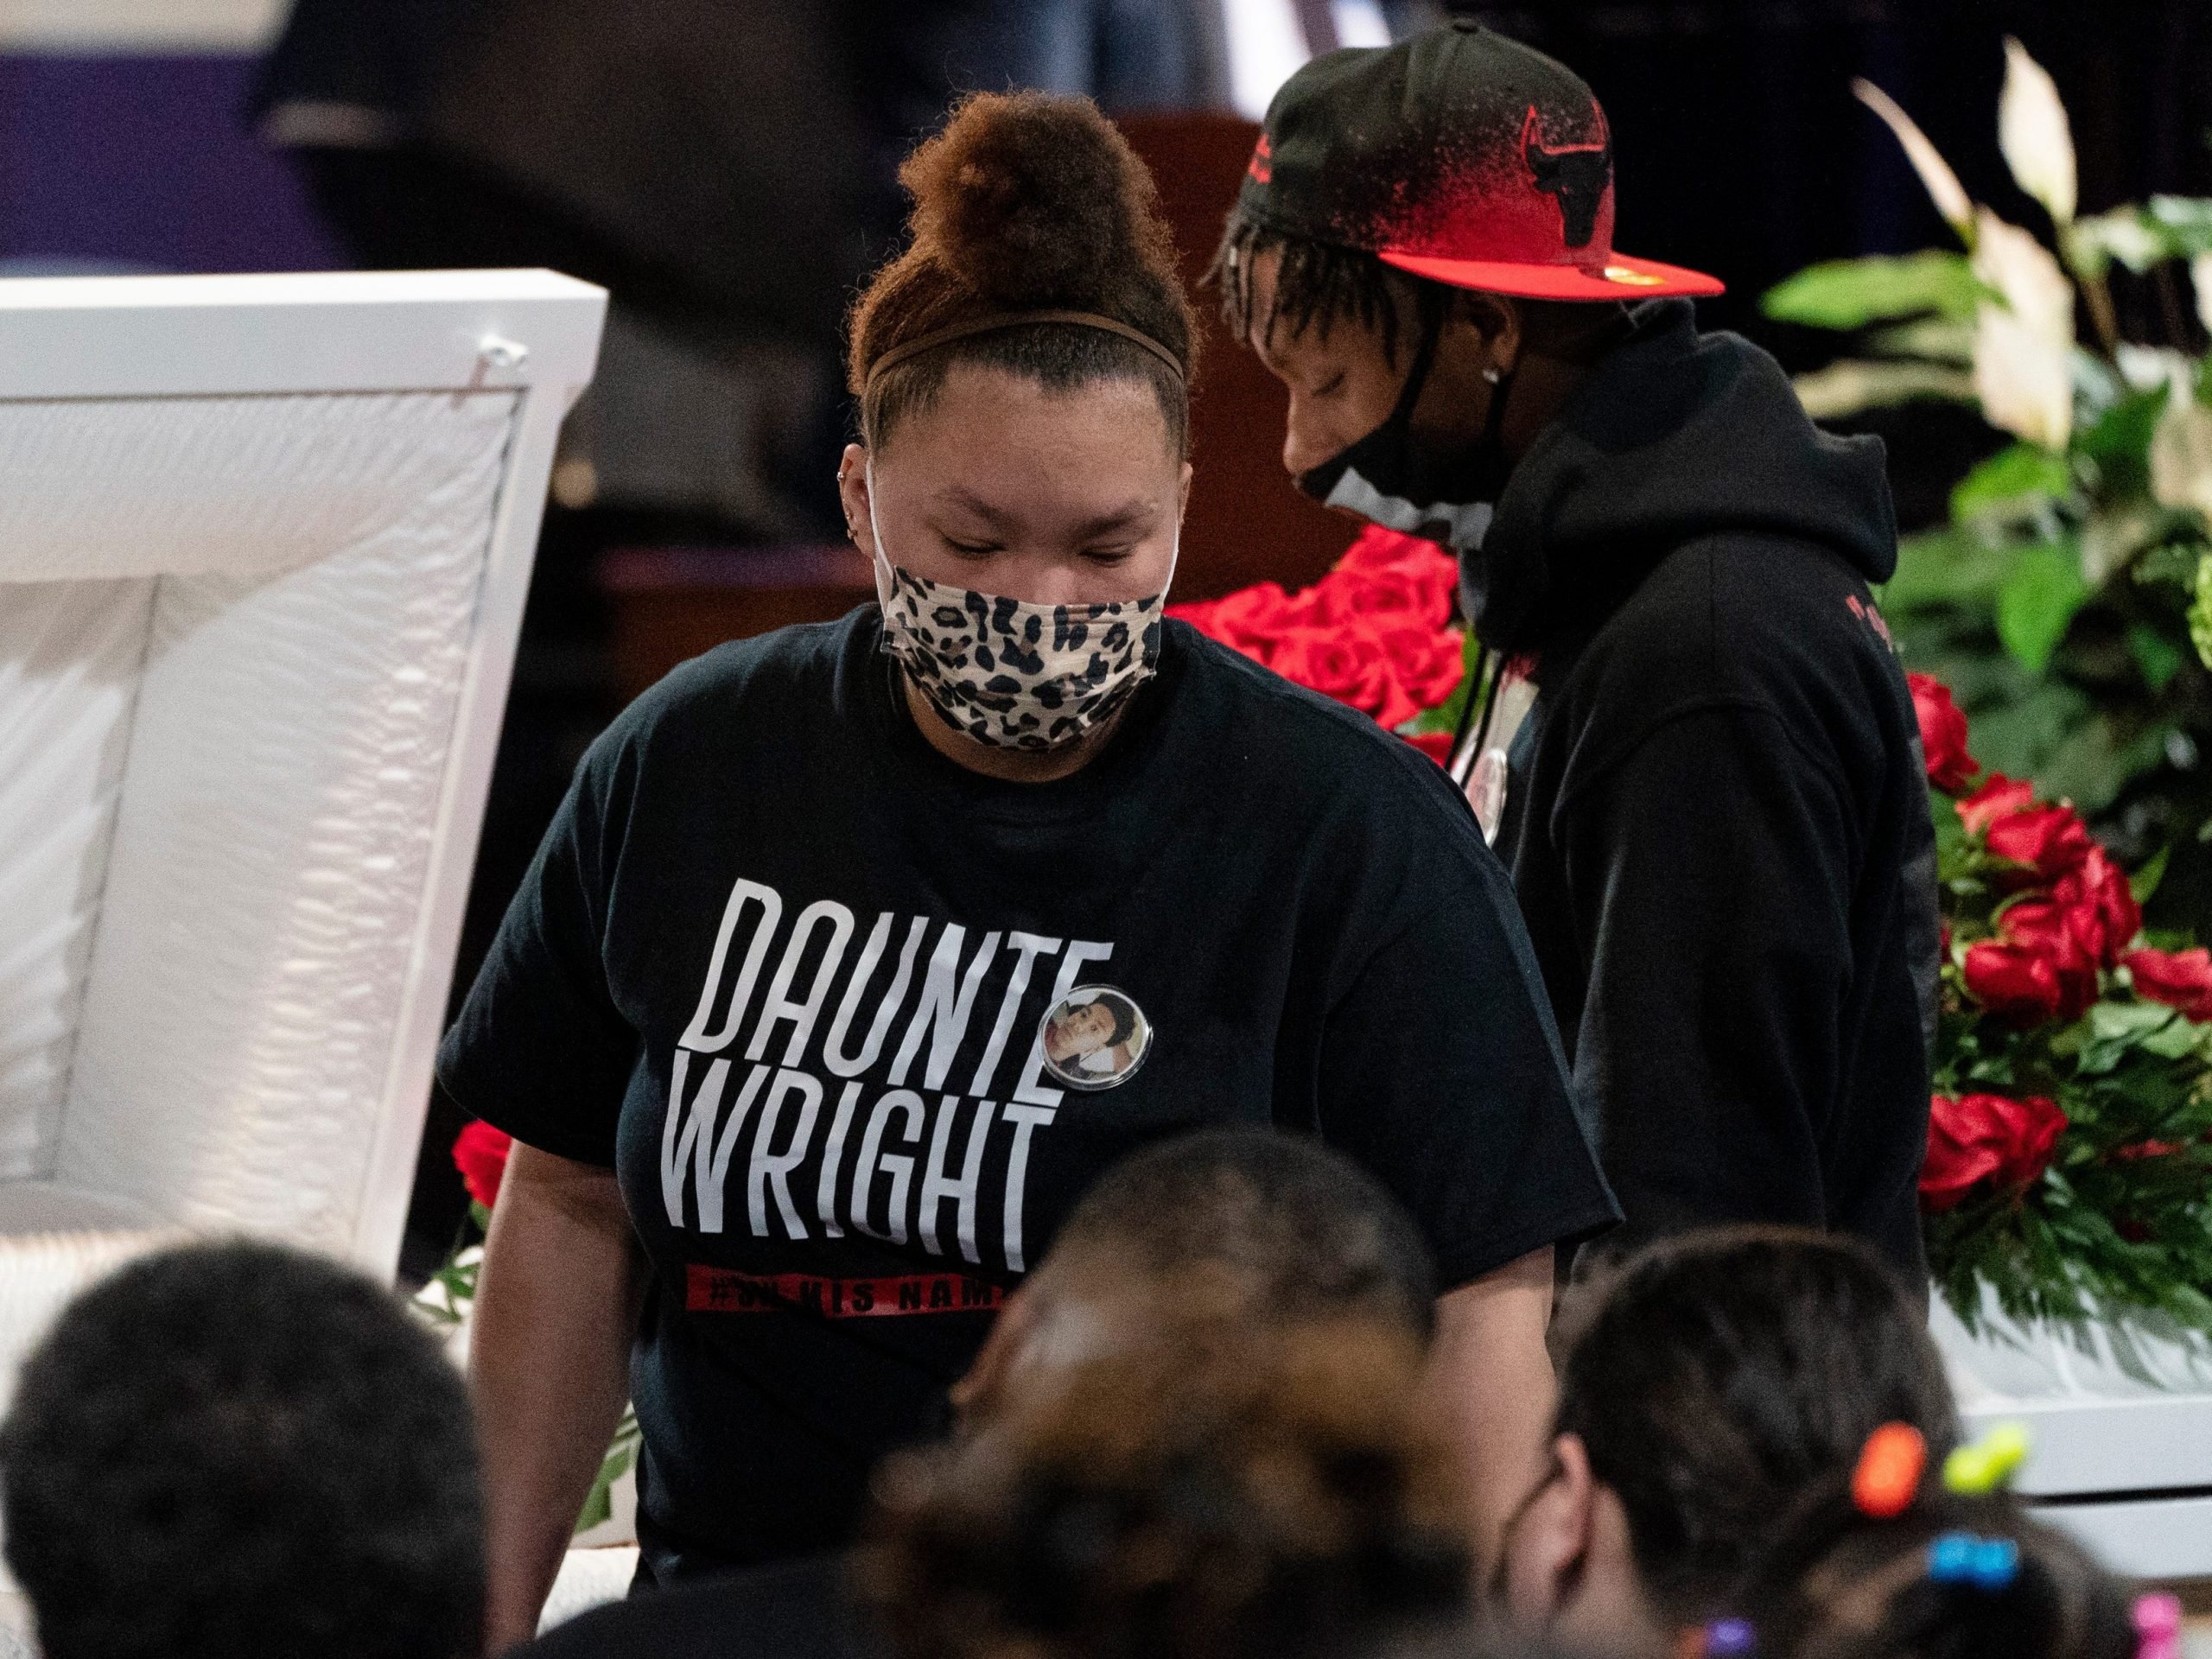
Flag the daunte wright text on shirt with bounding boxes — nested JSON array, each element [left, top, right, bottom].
[[660, 877, 1113, 1274]]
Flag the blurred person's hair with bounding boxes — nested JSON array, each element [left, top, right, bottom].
[[1346, 1619, 1599, 1659], [848, 90, 1199, 454], [1720, 1476, 2133, 1659], [1040, 1127, 1437, 1339], [1549, 1226, 1959, 1623], [0, 1239, 484, 1659], [868, 1318, 1468, 1659]]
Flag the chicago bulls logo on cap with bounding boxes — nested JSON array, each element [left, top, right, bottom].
[[1520, 106, 1611, 251], [1236, 22, 1723, 302]]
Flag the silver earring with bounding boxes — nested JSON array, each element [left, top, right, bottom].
[[1483, 367, 1502, 385]]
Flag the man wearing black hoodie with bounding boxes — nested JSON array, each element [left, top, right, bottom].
[[1217, 22, 1939, 1281]]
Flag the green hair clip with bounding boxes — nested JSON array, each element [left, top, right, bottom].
[[1942, 1421, 2031, 1496]]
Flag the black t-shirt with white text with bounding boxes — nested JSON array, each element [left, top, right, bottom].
[[438, 608, 1614, 1585]]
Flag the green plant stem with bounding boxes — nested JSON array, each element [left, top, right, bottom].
[[2082, 269, 2123, 359], [2153, 264, 2196, 352]]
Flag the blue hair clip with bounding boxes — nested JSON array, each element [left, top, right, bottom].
[[1928, 1530, 2019, 1591], [1703, 1618, 1756, 1657]]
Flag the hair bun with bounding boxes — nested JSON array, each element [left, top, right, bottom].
[[902, 92, 1170, 308]]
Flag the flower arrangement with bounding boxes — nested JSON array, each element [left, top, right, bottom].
[[1765, 41, 2212, 845], [1169, 524, 1475, 760], [417, 1122, 641, 1535], [1910, 671, 2212, 1332]]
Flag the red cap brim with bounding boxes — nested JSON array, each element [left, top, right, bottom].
[[1377, 248, 1724, 300]]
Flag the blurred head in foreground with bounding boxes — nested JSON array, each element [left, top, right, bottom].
[[1495, 1228, 1958, 1656], [1720, 1477, 2134, 1659], [872, 1317, 1468, 1659], [951, 1126, 1437, 1425], [0, 1239, 484, 1659]]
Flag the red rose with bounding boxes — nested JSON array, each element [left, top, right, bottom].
[[1907, 672, 1976, 792], [1335, 524, 1450, 575], [1957, 773, 2036, 836], [1921, 1091, 2067, 1212], [2004, 849, 2138, 969], [1983, 803, 2094, 881], [453, 1121, 514, 1212], [1961, 938, 2086, 1024], [1169, 581, 1321, 658], [1326, 528, 1460, 627], [1267, 626, 1416, 727], [2113, 1139, 2186, 1161], [2123, 946, 2212, 1020], [1367, 619, 1467, 710], [1320, 568, 1451, 631], [1403, 730, 1454, 766]]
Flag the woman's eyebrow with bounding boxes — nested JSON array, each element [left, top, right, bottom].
[[931, 485, 1015, 527], [1071, 500, 1156, 538]]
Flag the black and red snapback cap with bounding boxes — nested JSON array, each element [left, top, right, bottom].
[[1239, 20, 1722, 302]]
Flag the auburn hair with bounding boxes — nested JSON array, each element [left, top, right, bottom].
[[847, 91, 1199, 454]]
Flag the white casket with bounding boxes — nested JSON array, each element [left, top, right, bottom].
[[0, 270, 605, 1393], [1936, 1294, 2212, 1577]]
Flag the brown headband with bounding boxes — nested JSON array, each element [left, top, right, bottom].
[[862, 308, 1185, 391]]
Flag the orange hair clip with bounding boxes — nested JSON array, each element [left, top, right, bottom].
[[1852, 1422, 1927, 1518]]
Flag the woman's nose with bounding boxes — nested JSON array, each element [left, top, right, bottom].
[[1280, 400, 1339, 478]]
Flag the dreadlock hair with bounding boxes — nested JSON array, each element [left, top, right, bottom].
[[1208, 207, 1635, 368], [1719, 1477, 2134, 1659], [864, 1318, 1470, 1659], [1209, 208, 1429, 367], [848, 91, 1199, 455]]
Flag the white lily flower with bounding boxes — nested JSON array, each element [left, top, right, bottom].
[[1853, 78, 1974, 238], [1998, 38, 2076, 226], [1970, 209, 2076, 448], [2144, 353, 2212, 519]]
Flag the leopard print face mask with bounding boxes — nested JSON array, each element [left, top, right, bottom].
[[868, 474, 1173, 752]]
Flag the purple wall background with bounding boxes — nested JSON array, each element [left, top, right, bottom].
[[0, 54, 341, 273]]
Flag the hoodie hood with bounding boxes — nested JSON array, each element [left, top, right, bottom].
[[1464, 300, 1896, 655]]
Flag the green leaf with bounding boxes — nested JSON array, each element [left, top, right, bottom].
[[574, 1440, 637, 1537], [2127, 625, 2186, 691], [1865, 317, 1976, 364], [2030, 714, 2171, 816], [2086, 1000, 2198, 1061], [1950, 443, 2075, 523], [2132, 843, 2172, 906], [1995, 540, 2091, 674], [1962, 678, 2094, 782], [1790, 359, 1976, 421], [2190, 550, 2212, 670], [2074, 383, 2171, 502], [1762, 252, 1985, 328], [2145, 195, 2212, 257], [1879, 526, 2022, 613], [2068, 206, 2175, 276]]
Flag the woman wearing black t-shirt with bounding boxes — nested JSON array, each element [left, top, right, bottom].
[[445, 92, 1617, 1644]]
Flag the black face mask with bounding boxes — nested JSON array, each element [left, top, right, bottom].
[[1294, 304, 1518, 557]]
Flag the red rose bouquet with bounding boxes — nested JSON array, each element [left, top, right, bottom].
[[1171, 526, 1476, 758], [1911, 671, 2212, 1331], [425, 1119, 640, 1533]]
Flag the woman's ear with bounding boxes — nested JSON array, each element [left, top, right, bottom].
[[838, 442, 877, 560], [1499, 1433, 1599, 1627], [1179, 460, 1193, 518], [1459, 291, 1525, 379]]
